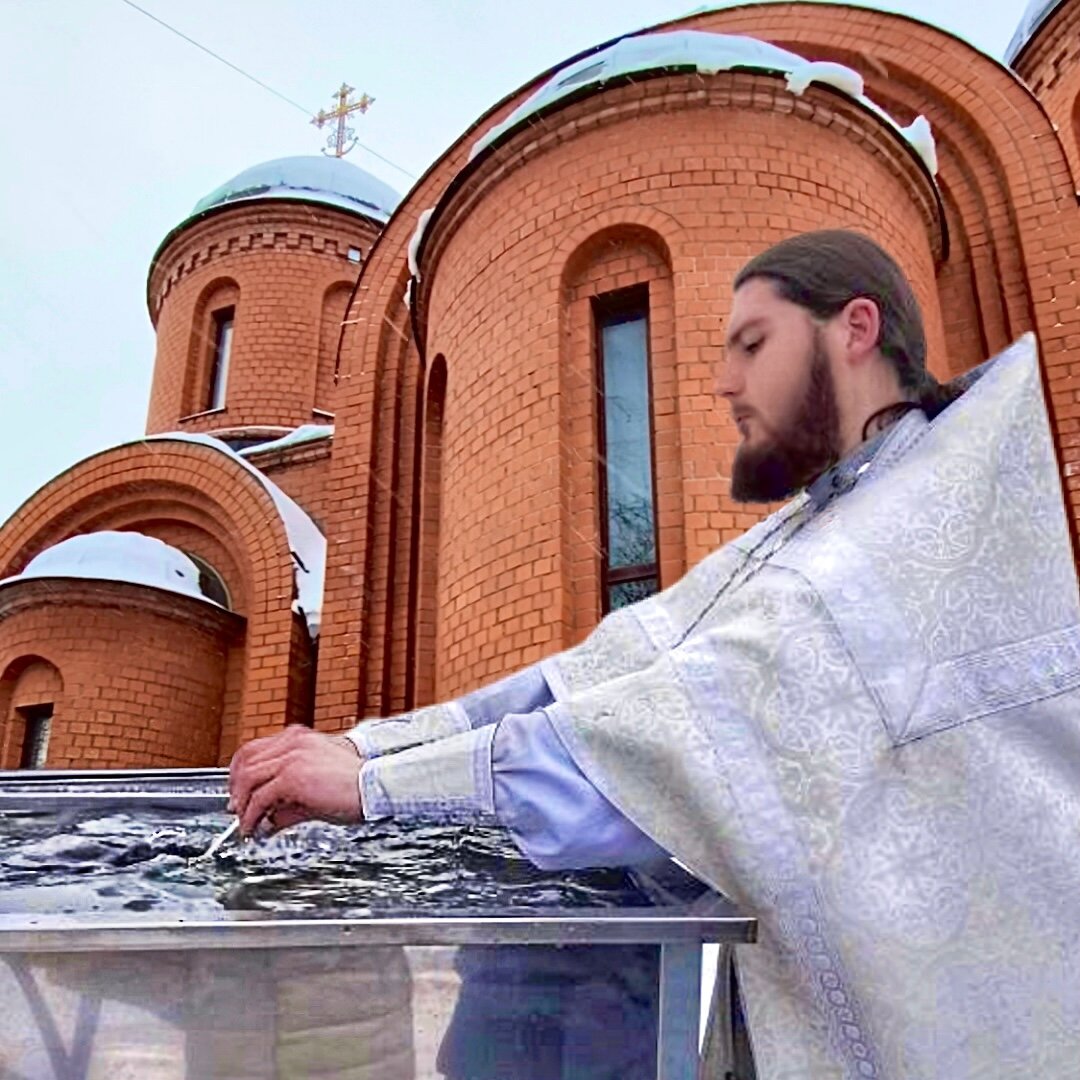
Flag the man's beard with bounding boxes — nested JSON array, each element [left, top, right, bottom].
[[730, 331, 842, 504]]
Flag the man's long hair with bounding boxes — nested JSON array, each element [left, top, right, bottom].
[[734, 230, 958, 423]]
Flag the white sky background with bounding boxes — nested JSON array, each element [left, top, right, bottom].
[[0, 0, 1030, 524]]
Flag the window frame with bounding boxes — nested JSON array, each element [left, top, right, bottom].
[[592, 284, 661, 614], [206, 306, 235, 412], [18, 703, 53, 769]]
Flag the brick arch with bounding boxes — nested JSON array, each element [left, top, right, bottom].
[[0, 438, 303, 742], [184, 276, 239, 416], [553, 207, 684, 283], [1012, 0, 1080, 189], [316, 262, 416, 725], [410, 355, 447, 705], [0, 655, 63, 768], [557, 221, 684, 641]]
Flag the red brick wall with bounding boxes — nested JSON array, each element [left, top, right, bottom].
[[1014, 1, 1080, 191], [419, 73, 943, 698], [146, 202, 377, 435], [231, 6, 1078, 730], [243, 441, 333, 533], [0, 580, 241, 768]]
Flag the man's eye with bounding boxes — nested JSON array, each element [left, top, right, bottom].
[[744, 338, 762, 355]]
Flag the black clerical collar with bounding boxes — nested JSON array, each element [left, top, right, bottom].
[[806, 410, 926, 511]]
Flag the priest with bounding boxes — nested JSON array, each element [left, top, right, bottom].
[[230, 230, 1080, 1079]]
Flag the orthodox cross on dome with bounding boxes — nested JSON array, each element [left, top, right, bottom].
[[311, 83, 374, 158]]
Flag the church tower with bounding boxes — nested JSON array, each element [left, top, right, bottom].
[[146, 155, 400, 444]]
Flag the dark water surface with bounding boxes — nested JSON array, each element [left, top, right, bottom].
[[0, 807, 654, 917]]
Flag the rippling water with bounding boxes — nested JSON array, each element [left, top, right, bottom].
[[0, 807, 653, 916]]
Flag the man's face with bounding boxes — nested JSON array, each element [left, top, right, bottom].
[[720, 277, 842, 503]]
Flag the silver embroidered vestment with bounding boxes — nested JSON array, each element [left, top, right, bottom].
[[543, 337, 1080, 1079]]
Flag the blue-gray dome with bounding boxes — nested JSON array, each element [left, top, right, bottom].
[[191, 155, 401, 223], [1004, 0, 1067, 64]]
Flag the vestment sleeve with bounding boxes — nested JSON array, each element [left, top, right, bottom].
[[359, 706, 668, 869]]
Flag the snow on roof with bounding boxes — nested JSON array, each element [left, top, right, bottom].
[[1004, 0, 1066, 63], [238, 424, 334, 458], [143, 433, 327, 640], [3, 532, 218, 607], [190, 155, 402, 224], [468, 31, 938, 177]]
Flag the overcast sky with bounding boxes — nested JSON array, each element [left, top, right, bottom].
[[0, 0, 1032, 525]]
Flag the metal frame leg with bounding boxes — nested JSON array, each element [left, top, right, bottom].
[[657, 943, 702, 1080]]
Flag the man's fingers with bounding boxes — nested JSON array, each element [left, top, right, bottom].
[[230, 753, 295, 819], [229, 726, 311, 812], [240, 773, 287, 837]]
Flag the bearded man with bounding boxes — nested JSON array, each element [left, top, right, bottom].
[[230, 230, 1080, 1080]]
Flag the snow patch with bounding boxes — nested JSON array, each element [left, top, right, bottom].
[[898, 116, 938, 178], [4, 532, 217, 607], [785, 61, 863, 99], [238, 424, 333, 458], [408, 208, 435, 281]]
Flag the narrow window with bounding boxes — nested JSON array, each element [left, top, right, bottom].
[[595, 286, 659, 613], [207, 307, 235, 411], [18, 704, 53, 769]]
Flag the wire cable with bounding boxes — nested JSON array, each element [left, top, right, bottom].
[[118, 0, 416, 179]]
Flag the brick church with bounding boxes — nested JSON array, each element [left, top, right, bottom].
[[1, 0, 1078, 769]]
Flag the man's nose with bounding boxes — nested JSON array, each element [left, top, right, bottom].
[[715, 358, 740, 398]]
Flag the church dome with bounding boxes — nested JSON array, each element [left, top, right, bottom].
[[1004, 0, 1066, 63], [190, 155, 402, 224], [9, 532, 218, 606]]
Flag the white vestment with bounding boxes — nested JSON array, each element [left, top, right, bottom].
[[540, 337, 1080, 1079]]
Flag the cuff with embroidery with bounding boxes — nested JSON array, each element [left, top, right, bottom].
[[344, 700, 472, 759], [359, 724, 498, 823]]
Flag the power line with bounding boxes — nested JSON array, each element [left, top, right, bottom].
[[118, 0, 416, 180]]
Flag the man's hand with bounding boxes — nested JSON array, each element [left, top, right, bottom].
[[228, 725, 365, 837]]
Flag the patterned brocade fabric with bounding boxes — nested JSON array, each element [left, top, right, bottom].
[[345, 701, 470, 759], [549, 337, 1080, 1079]]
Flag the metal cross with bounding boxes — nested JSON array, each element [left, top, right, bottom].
[[311, 83, 374, 158]]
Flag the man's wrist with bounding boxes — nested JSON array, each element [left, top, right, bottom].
[[335, 732, 364, 759]]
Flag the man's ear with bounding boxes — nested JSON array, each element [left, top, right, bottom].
[[840, 297, 881, 364]]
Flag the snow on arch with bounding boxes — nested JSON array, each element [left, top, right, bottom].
[[135, 433, 328, 640], [467, 30, 938, 177]]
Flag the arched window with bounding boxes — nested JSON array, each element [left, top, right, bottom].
[[185, 552, 232, 609], [184, 279, 240, 416], [1, 658, 62, 770], [559, 222, 681, 634]]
